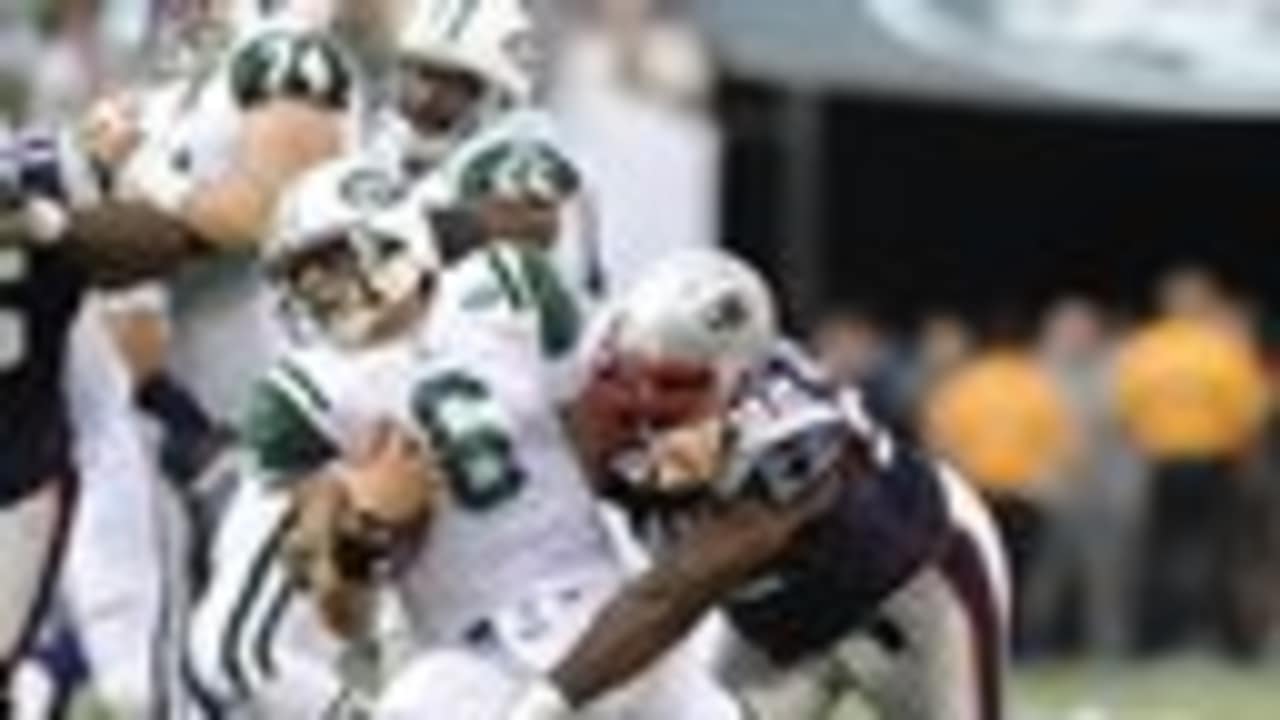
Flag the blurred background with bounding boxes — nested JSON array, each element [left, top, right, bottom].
[[8, 0, 1280, 717]]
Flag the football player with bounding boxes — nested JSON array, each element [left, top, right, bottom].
[[186, 158, 444, 719], [504, 249, 1011, 720], [0, 115, 216, 718], [215, 152, 740, 719], [383, 0, 603, 297], [64, 103, 224, 719], [0, 2, 391, 713], [178, 0, 591, 710], [56, 0, 412, 429]]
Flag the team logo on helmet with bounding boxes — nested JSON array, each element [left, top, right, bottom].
[[339, 167, 405, 211], [705, 292, 751, 336]]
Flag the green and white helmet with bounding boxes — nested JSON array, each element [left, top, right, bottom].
[[265, 158, 441, 348], [397, 0, 543, 104]]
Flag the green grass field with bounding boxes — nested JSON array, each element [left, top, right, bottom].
[[1006, 657, 1278, 720], [66, 656, 1277, 719], [819, 656, 1278, 720]]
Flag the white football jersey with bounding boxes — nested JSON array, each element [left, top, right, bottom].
[[396, 242, 619, 644], [241, 336, 424, 489], [123, 17, 367, 418], [240, 243, 620, 645]]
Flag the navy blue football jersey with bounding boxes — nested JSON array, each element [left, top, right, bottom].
[[620, 341, 951, 664], [0, 244, 87, 503]]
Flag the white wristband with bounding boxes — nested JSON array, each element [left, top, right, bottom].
[[507, 679, 572, 720], [24, 197, 70, 245]]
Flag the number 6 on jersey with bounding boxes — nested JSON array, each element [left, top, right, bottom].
[[412, 371, 527, 511]]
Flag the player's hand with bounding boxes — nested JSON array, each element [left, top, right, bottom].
[[471, 195, 560, 248], [284, 477, 375, 639], [81, 91, 143, 171], [340, 421, 447, 531], [651, 417, 726, 492]]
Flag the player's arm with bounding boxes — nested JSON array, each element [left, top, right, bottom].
[[56, 201, 212, 286], [180, 100, 342, 250], [453, 136, 583, 251], [511, 482, 839, 718], [0, 122, 212, 284], [170, 32, 352, 251], [243, 367, 443, 635], [296, 423, 445, 638], [243, 362, 441, 523]]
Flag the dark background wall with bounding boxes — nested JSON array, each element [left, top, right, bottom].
[[721, 78, 1280, 331]]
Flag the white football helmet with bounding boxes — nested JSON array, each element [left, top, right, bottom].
[[607, 249, 780, 394], [398, 0, 541, 103], [265, 159, 441, 348], [393, 0, 542, 162]]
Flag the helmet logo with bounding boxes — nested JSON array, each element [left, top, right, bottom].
[[339, 167, 404, 211], [705, 293, 749, 335]]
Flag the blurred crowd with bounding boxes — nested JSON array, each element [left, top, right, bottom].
[[809, 266, 1279, 664], [0, 0, 150, 122]]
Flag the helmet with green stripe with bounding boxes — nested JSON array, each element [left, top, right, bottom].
[[399, 0, 540, 102], [265, 158, 442, 348], [393, 0, 542, 163]]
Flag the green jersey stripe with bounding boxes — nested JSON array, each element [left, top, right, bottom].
[[447, 0, 482, 40], [486, 248, 527, 309], [279, 359, 331, 412]]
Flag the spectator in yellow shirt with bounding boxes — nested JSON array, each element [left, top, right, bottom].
[[927, 346, 1074, 498], [926, 320, 1075, 653], [1114, 267, 1268, 657]]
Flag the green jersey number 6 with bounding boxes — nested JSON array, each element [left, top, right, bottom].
[[412, 371, 527, 512]]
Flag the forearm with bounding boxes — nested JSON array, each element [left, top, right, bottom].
[[62, 201, 210, 286], [550, 502, 794, 706], [551, 558, 722, 706]]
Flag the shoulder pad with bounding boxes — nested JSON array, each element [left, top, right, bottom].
[[229, 29, 354, 111], [452, 114, 581, 203], [240, 358, 339, 485]]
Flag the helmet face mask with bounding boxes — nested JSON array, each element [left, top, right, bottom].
[[393, 0, 544, 152], [269, 225, 434, 349], [590, 250, 780, 492], [267, 161, 441, 349], [394, 56, 494, 162]]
